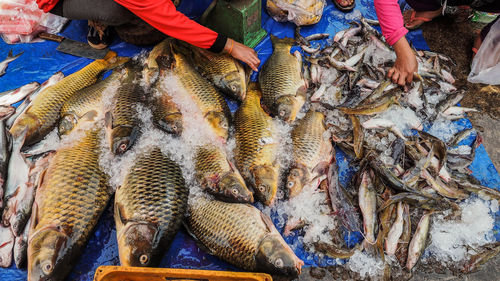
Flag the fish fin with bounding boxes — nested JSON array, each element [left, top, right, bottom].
[[114, 201, 128, 230], [104, 111, 113, 128], [259, 211, 275, 233], [312, 161, 330, 178], [156, 54, 175, 70], [29, 201, 40, 234], [181, 221, 216, 255], [7, 50, 13, 58], [81, 110, 99, 122], [270, 35, 295, 47], [9, 51, 23, 60]]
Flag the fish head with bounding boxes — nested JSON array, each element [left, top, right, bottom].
[[250, 165, 278, 206], [256, 234, 303, 276], [286, 165, 308, 198], [222, 72, 246, 101], [159, 113, 183, 136], [28, 228, 68, 281], [274, 96, 301, 123], [58, 114, 78, 136], [219, 172, 254, 203], [117, 222, 160, 267], [205, 111, 229, 141], [110, 126, 140, 155]]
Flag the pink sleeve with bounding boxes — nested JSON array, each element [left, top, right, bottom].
[[374, 0, 408, 45]]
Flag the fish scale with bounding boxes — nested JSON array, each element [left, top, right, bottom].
[[259, 36, 306, 121], [10, 52, 124, 146], [110, 69, 143, 128], [234, 86, 277, 170], [287, 110, 332, 197], [291, 111, 329, 166], [28, 128, 111, 281], [115, 148, 188, 267], [234, 83, 279, 205], [194, 144, 252, 203], [187, 198, 274, 270], [59, 70, 123, 135], [187, 197, 303, 276]]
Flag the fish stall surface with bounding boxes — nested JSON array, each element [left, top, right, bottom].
[[0, 16, 498, 281]]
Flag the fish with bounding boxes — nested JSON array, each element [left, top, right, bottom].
[[421, 169, 468, 200], [327, 159, 362, 232], [27, 127, 112, 281], [359, 170, 377, 246], [156, 45, 231, 141], [339, 95, 399, 115], [462, 243, 500, 273], [59, 69, 123, 136], [0, 224, 14, 267], [286, 110, 332, 198], [234, 83, 279, 206], [115, 147, 188, 267], [435, 90, 464, 114], [104, 62, 145, 155], [14, 218, 30, 268], [396, 203, 411, 266], [385, 202, 404, 255], [0, 82, 39, 107], [142, 39, 170, 86], [186, 196, 303, 276], [406, 212, 431, 271], [305, 33, 330, 41], [362, 118, 406, 140], [149, 63, 183, 135], [313, 241, 360, 259], [10, 52, 128, 147], [6, 72, 65, 129], [3, 151, 55, 237], [2, 130, 30, 221], [0, 114, 11, 209], [0, 50, 23, 76], [350, 114, 364, 158], [178, 42, 248, 101], [194, 144, 253, 203], [259, 35, 307, 123]]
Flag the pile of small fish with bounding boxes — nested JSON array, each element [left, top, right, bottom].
[[0, 17, 497, 281]]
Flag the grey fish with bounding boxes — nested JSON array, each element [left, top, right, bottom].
[[0, 224, 14, 267], [14, 218, 30, 268], [0, 50, 23, 77], [0, 82, 39, 107]]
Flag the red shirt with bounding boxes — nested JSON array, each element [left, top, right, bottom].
[[36, 0, 227, 52]]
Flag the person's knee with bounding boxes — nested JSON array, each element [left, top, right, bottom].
[[62, 0, 134, 26]]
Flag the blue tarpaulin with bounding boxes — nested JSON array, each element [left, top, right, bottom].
[[0, 0, 499, 280]]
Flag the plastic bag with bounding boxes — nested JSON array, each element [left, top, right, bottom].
[[468, 19, 500, 85], [0, 0, 68, 44], [266, 0, 326, 26]]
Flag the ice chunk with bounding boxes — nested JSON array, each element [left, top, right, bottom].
[[427, 117, 459, 142], [346, 250, 384, 279], [428, 198, 495, 264]]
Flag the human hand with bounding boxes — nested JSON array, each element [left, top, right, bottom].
[[387, 37, 418, 86], [225, 38, 260, 71]]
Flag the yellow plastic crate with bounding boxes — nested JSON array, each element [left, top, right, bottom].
[[93, 266, 273, 281]]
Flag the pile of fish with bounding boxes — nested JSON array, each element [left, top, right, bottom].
[[0, 17, 497, 281]]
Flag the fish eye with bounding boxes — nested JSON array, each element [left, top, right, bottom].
[[221, 121, 228, 129], [172, 124, 177, 130], [231, 188, 239, 195], [139, 254, 149, 264], [275, 258, 284, 268], [231, 85, 237, 91], [279, 110, 286, 117], [41, 262, 53, 275], [119, 143, 128, 151], [258, 185, 266, 192], [287, 181, 294, 188]]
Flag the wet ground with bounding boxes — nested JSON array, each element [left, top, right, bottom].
[[279, 11, 500, 281]]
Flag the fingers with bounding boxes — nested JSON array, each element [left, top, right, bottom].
[[397, 73, 406, 86], [406, 72, 414, 84], [387, 67, 395, 79], [391, 71, 400, 85]]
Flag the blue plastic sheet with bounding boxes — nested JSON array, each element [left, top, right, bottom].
[[0, 0, 499, 279]]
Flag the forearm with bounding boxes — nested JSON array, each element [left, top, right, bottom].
[[113, 0, 227, 52], [374, 0, 408, 45]]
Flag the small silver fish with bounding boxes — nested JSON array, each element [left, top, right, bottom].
[[0, 82, 39, 107], [0, 50, 23, 77]]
